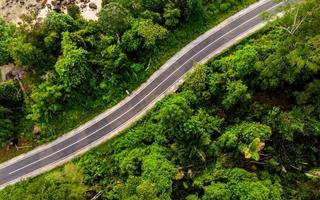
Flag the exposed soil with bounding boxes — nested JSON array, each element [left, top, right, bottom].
[[0, 0, 102, 24], [0, 64, 15, 82]]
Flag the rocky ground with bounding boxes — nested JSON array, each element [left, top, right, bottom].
[[0, 0, 101, 24], [0, 0, 101, 82]]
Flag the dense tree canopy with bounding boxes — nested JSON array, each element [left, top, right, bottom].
[[1, 0, 320, 199]]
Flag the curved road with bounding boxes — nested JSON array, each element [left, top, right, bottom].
[[0, 0, 284, 189]]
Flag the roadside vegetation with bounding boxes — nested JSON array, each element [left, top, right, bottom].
[[1, 0, 319, 199], [0, 0, 256, 162]]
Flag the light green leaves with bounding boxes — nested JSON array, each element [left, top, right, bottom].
[[55, 32, 88, 88], [136, 19, 168, 48], [241, 138, 265, 161]]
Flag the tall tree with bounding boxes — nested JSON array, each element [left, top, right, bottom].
[[98, 2, 130, 35], [55, 32, 89, 88]]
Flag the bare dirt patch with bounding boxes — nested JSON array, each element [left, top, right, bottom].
[[0, 0, 102, 24]]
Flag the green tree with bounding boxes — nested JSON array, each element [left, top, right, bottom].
[[100, 43, 129, 75], [199, 168, 282, 200], [155, 94, 193, 137], [222, 80, 251, 109], [44, 31, 60, 53], [121, 28, 143, 53], [264, 107, 305, 142], [55, 32, 88, 88], [182, 0, 204, 21], [8, 37, 43, 69], [140, 146, 177, 199], [0, 163, 87, 200], [0, 106, 15, 146], [0, 80, 22, 105], [164, 2, 181, 28], [203, 182, 231, 200], [184, 64, 212, 103], [0, 81, 22, 146], [217, 122, 272, 160], [232, 45, 258, 77], [174, 109, 223, 162], [0, 18, 15, 64], [44, 12, 75, 33], [136, 19, 168, 48], [98, 2, 130, 35], [27, 81, 65, 121], [67, 5, 81, 19]]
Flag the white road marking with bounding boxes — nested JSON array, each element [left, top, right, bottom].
[[8, 2, 283, 175]]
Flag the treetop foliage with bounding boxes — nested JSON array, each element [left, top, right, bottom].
[[1, 0, 319, 199]]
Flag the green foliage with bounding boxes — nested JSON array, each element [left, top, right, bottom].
[[0, 106, 16, 146], [27, 81, 65, 122], [242, 138, 264, 161], [0, 18, 15, 64], [55, 32, 88, 88], [140, 146, 177, 198], [182, 0, 205, 21], [217, 122, 272, 150], [0, 164, 87, 200], [0, 80, 22, 104], [155, 94, 193, 136], [198, 168, 282, 200], [44, 12, 74, 33], [164, 2, 181, 27], [175, 109, 222, 162], [231, 45, 258, 77], [67, 5, 81, 19], [136, 19, 168, 48], [0, 81, 22, 146], [0, 0, 258, 147], [98, 2, 130, 35], [8, 37, 41, 68], [184, 64, 212, 103], [3, 1, 320, 200], [121, 29, 143, 52], [202, 182, 231, 200], [44, 32, 60, 52], [222, 80, 251, 109]]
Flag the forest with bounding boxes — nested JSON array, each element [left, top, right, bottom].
[[0, 0, 319, 199], [0, 0, 255, 161]]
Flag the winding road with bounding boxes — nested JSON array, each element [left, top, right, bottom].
[[0, 0, 285, 189]]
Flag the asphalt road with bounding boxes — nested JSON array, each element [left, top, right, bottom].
[[0, 0, 284, 189]]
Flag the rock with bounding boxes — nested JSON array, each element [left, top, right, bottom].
[[9, 138, 19, 146], [89, 2, 96, 9], [46, 3, 51, 9], [80, 3, 86, 9], [51, 0, 57, 6], [36, 4, 43, 10], [53, 5, 61, 12], [33, 125, 41, 135]]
